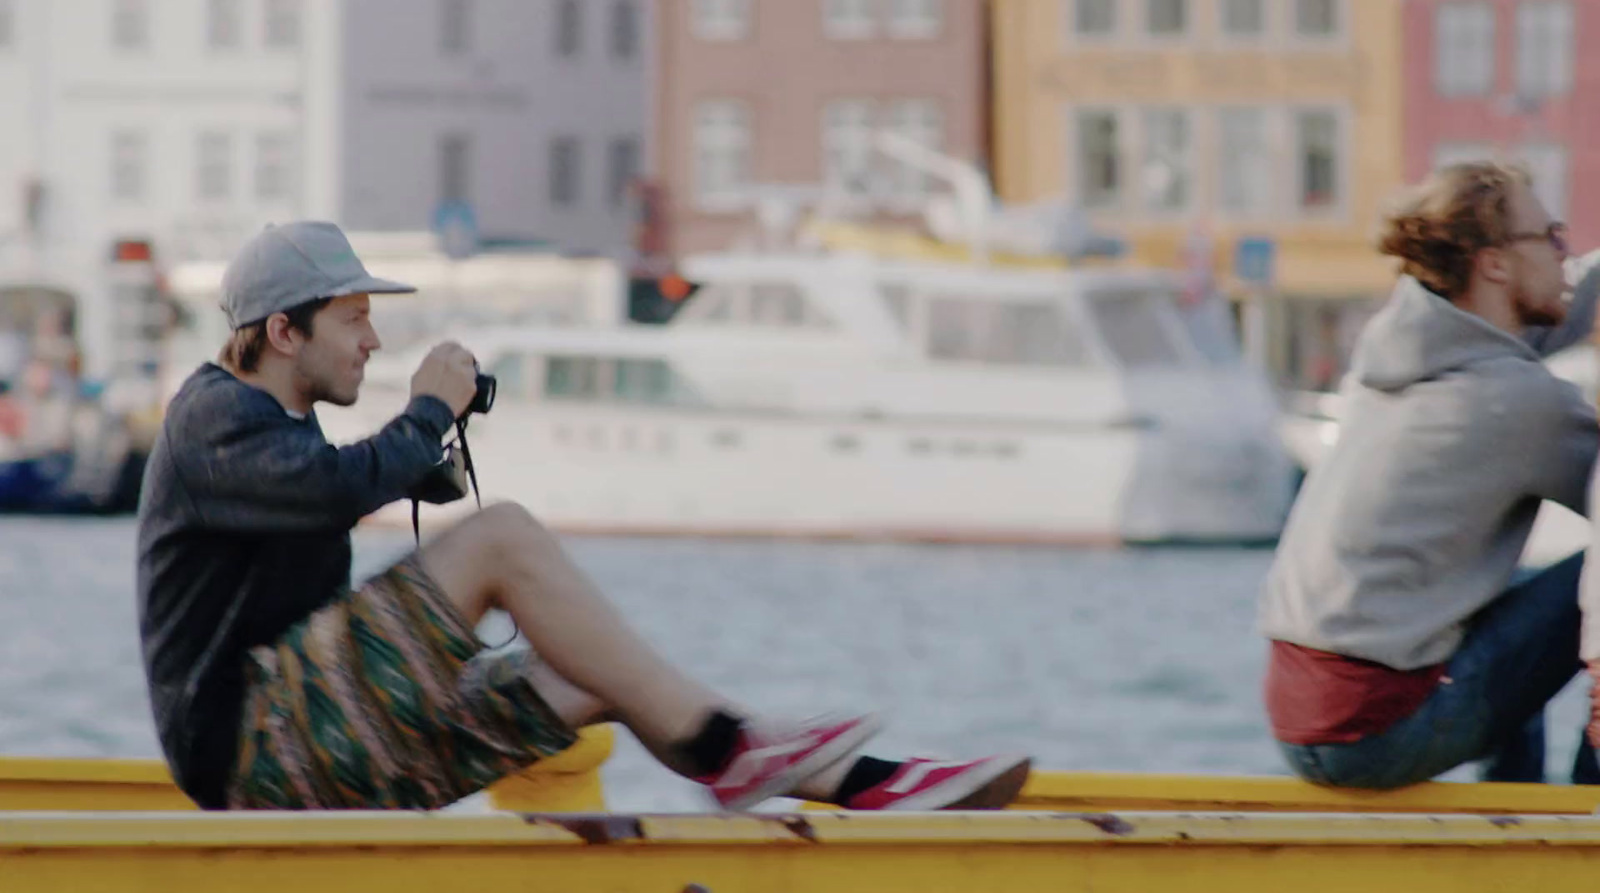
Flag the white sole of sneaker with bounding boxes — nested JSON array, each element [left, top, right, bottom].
[[876, 754, 1033, 811], [720, 713, 886, 811]]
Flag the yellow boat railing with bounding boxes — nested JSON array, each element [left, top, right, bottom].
[[0, 724, 615, 812], [9, 810, 1600, 892], [11, 726, 1600, 819], [1010, 770, 1600, 815]]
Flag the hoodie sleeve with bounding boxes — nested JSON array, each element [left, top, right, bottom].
[[1522, 377, 1600, 516], [1524, 249, 1600, 358]]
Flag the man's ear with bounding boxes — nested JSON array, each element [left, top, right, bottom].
[[263, 313, 303, 355], [1475, 246, 1513, 286]]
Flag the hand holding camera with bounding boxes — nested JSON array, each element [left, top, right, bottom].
[[411, 341, 480, 419], [407, 341, 497, 506]]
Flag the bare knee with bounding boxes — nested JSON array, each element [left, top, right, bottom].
[[468, 502, 561, 574]]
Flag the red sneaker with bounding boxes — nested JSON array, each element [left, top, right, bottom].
[[841, 754, 1033, 811], [700, 713, 882, 810]]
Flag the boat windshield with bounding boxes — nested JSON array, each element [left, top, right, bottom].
[[674, 281, 835, 330]]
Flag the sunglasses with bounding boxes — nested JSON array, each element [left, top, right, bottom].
[[1505, 221, 1569, 255]]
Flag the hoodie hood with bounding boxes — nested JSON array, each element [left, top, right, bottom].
[[1349, 277, 1542, 392]]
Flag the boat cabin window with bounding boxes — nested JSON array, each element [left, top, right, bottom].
[[923, 296, 1089, 367], [678, 281, 834, 330], [1085, 289, 1188, 369], [544, 355, 700, 405]]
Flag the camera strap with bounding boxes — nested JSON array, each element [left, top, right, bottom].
[[407, 416, 518, 648], [410, 417, 482, 546]]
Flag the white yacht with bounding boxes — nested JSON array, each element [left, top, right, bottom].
[[311, 250, 1297, 545]]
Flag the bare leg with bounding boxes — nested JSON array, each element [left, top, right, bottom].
[[419, 503, 739, 769]]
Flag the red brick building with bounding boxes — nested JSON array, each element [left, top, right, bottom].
[[1402, 0, 1592, 244], [647, 0, 990, 258]]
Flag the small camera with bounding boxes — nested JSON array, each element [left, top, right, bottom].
[[469, 372, 496, 415]]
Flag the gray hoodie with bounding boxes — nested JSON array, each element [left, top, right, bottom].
[[1259, 265, 1600, 671]]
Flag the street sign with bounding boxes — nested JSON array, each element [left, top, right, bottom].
[[1235, 236, 1275, 286], [432, 200, 479, 260]]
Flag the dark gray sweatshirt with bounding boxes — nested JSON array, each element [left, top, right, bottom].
[[135, 362, 454, 808]]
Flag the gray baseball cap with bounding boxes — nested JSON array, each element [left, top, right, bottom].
[[220, 220, 416, 329]]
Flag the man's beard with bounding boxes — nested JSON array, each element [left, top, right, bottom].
[[297, 359, 359, 407], [1513, 285, 1567, 328]]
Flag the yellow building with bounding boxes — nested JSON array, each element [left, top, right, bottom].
[[990, 0, 1404, 388]]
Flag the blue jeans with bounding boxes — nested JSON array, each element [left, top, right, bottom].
[[1278, 552, 1600, 788]]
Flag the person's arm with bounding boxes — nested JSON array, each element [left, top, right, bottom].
[[1523, 380, 1600, 516], [177, 394, 455, 532], [1525, 249, 1600, 357]]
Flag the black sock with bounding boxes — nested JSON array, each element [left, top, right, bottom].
[[676, 710, 745, 777], [832, 756, 903, 804]]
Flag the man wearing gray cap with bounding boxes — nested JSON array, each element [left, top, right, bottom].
[[134, 221, 1032, 813]]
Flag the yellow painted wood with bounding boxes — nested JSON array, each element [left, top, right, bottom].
[[0, 758, 194, 812], [484, 724, 614, 812], [0, 724, 615, 812], [9, 811, 1600, 892], [1012, 771, 1600, 815]]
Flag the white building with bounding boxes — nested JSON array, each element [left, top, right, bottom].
[[0, 0, 650, 380]]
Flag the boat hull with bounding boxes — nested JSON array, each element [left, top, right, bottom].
[[324, 400, 1287, 545]]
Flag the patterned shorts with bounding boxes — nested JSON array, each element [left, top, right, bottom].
[[225, 555, 579, 810]]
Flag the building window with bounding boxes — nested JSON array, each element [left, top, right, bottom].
[[1295, 0, 1338, 37], [824, 0, 877, 39], [886, 100, 943, 199], [264, 0, 301, 48], [1217, 107, 1270, 215], [556, 0, 582, 57], [256, 132, 293, 201], [1295, 110, 1339, 211], [1519, 143, 1568, 220], [112, 0, 149, 50], [1516, 2, 1573, 99], [1146, 0, 1186, 36], [1075, 0, 1116, 35], [196, 131, 232, 201], [550, 136, 581, 207], [1435, 3, 1494, 97], [110, 130, 146, 202], [440, 0, 472, 55], [1076, 109, 1121, 209], [1220, 0, 1264, 37], [888, 0, 942, 39], [439, 133, 470, 203], [691, 0, 751, 41], [694, 100, 751, 206], [0, 0, 12, 50], [822, 100, 876, 198], [608, 137, 639, 209], [207, 0, 241, 48], [1141, 108, 1190, 211], [611, 0, 638, 59]]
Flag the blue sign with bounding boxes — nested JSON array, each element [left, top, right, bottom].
[[1234, 236, 1276, 286], [432, 200, 479, 260]]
